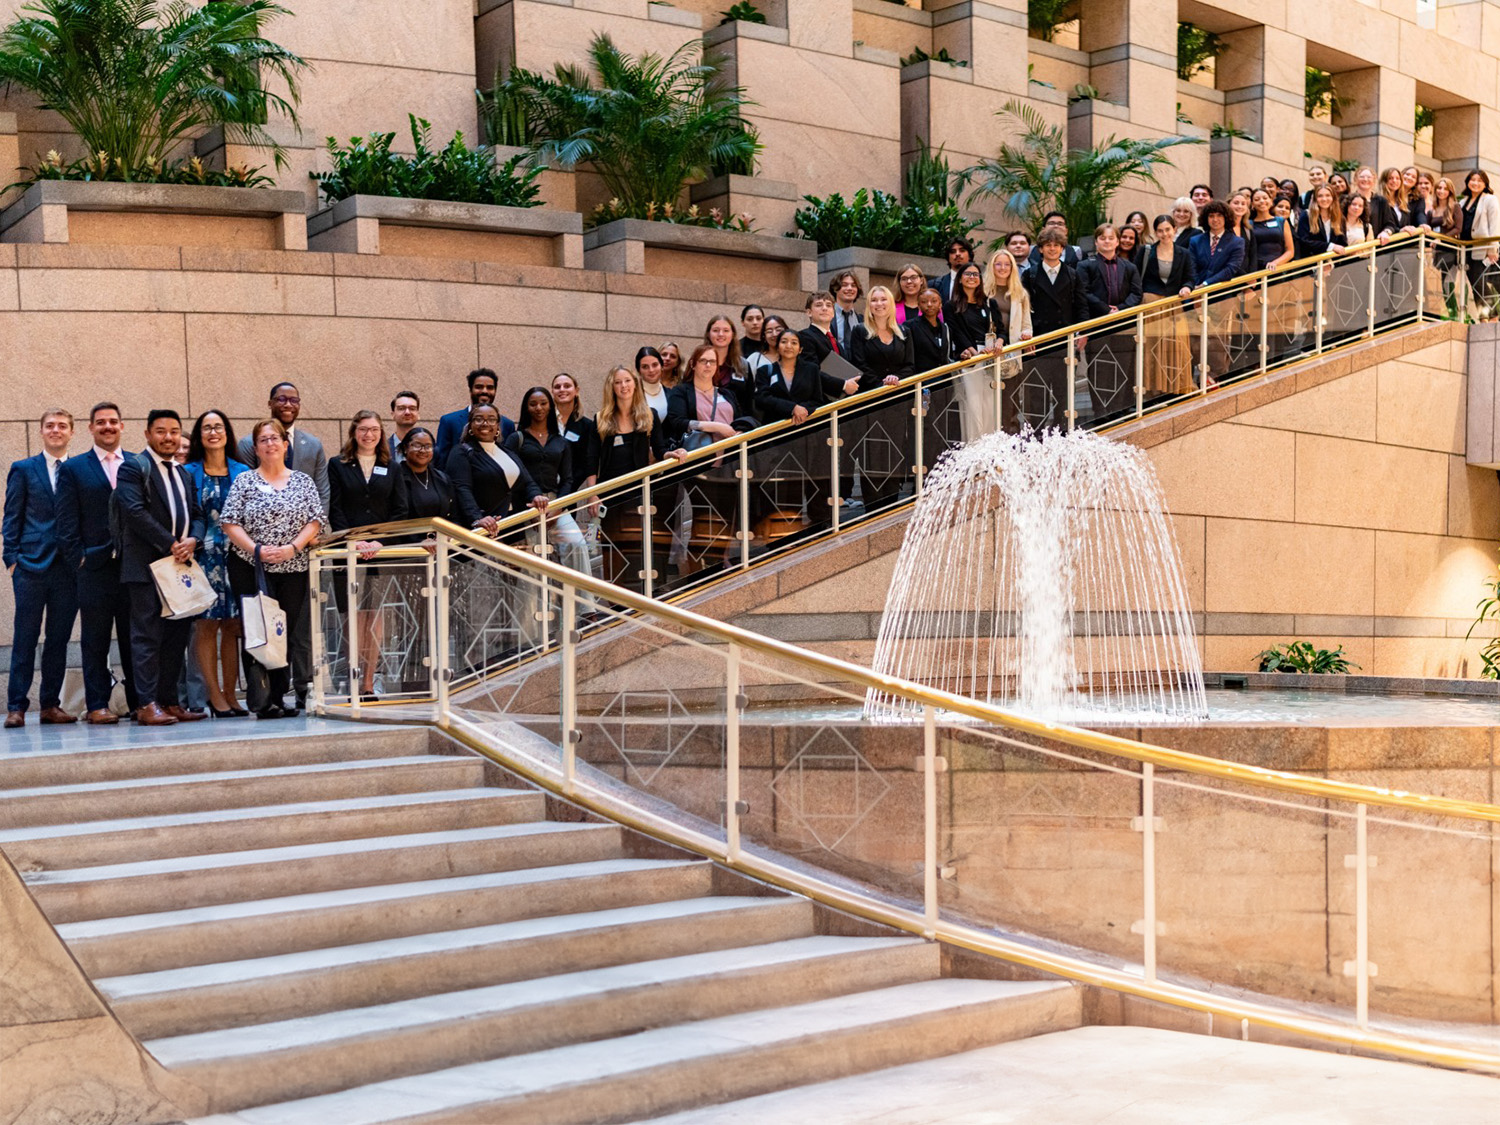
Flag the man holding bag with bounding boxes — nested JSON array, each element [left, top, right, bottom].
[[117, 410, 207, 726]]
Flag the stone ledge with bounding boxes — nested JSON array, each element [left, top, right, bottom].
[[585, 218, 816, 288], [0, 181, 310, 250], [307, 194, 584, 268], [900, 59, 975, 84], [817, 245, 947, 291], [703, 19, 790, 47]]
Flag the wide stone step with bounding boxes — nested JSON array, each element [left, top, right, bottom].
[[110, 896, 813, 1040], [183, 979, 1082, 1125], [26, 820, 623, 924], [0, 755, 486, 829], [59, 858, 717, 977], [0, 789, 546, 870], [154, 935, 936, 1114], [0, 724, 428, 790]]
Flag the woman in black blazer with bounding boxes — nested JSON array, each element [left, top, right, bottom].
[[907, 287, 954, 372], [506, 386, 594, 582], [1141, 216, 1197, 298], [394, 427, 455, 520], [754, 329, 855, 422], [447, 404, 549, 532], [850, 285, 915, 391], [945, 263, 992, 358], [1140, 214, 1198, 403], [328, 410, 410, 699], [552, 372, 598, 492], [664, 347, 757, 451]]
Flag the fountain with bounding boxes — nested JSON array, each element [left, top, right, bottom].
[[866, 429, 1207, 722]]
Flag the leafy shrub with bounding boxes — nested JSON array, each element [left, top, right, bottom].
[[790, 187, 979, 257], [1176, 23, 1223, 82], [1464, 575, 1500, 679], [1210, 122, 1257, 141], [1305, 67, 1346, 120], [21, 149, 271, 188], [592, 198, 752, 231], [719, 2, 765, 24], [1256, 642, 1359, 674], [477, 65, 535, 148], [313, 116, 542, 208], [1028, 0, 1071, 41], [900, 46, 968, 68]]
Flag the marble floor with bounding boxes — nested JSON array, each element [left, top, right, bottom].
[[0, 714, 368, 758], [640, 1026, 1500, 1124]]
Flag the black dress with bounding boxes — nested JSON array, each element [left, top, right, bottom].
[[849, 325, 915, 392], [946, 300, 992, 357], [505, 429, 574, 497], [397, 463, 455, 521], [593, 424, 666, 482], [559, 412, 599, 485], [908, 316, 954, 373]]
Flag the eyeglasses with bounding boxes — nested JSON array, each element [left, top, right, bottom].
[[272, 395, 300, 406], [406, 442, 433, 452], [201, 424, 226, 434]]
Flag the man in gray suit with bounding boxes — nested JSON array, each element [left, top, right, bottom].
[[235, 380, 329, 708]]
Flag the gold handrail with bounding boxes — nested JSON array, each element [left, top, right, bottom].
[[372, 520, 1500, 825]]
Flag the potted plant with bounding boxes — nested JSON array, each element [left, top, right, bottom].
[[0, 0, 311, 247], [506, 33, 813, 287], [306, 114, 584, 266]]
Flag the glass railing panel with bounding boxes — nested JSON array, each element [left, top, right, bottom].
[[1138, 300, 1200, 413], [1262, 260, 1322, 371], [1364, 804, 1498, 1042], [1424, 238, 1465, 319], [836, 384, 924, 519], [1373, 239, 1423, 330], [1323, 246, 1378, 347], [1153, 771, 1346, 1011], [1201, 284, 1263, 389], [742, 415, 838, 568], [1003, 333, 1073, 435], [1467, 248, 1500, 320], [645, 447, 748, 600], [446, 536, 549, 687], [936, 725, 1144, 969], [1075, 315, 1144, 430], [587, 474, 652, 597]]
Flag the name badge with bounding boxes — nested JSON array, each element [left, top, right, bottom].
[[565, 431, 580, 442], [256, 483, 275, 494], [614, 435, 625, 446], [372, 465, 388, 476]]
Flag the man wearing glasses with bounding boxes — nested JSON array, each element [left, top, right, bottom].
[[235, 381, 329, 711]]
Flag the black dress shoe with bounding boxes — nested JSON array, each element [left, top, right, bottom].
[[256, 704, 284, 720], [280, 705, 301, 719]]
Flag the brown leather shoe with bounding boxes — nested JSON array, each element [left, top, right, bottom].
[[38, 707, 77, 724], [85, 709, 119, 725], [166, 705, 207, 723], [4, 711, 22, 728], [136, 703, 178, 726]]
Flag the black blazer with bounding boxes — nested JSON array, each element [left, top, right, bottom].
[[559, 413, 599, 483], [1076, 254, 1143, 317], [328, 456, 409, 534], [797, 325, 842, 366], [397, 463, 455, 521], [505, 430, 574, 496], [908, 316, 954, 372], [1023, 262, 1090, 337], [946, 300, 992, 357], [592, 425, 665, 482], [446, 442, 543, 526], [663, 382, 757, 448], [1366, 194, 1400, 236], [1140, 245, 1196, 297], [754, 357, 845, 421], [1293, 214, 1339, 260], [848, 325, 914, 391], [57, 449, 133, 571], [1026, 244, 1081, 270], [115, 454, 205, 585]]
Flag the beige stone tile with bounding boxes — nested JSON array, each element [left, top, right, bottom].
[[1147, 422, 1295, 521], [749, 119, 902, 197], [603, 291, 742, 338], [0, 261, 14, 311], [293, 60, 478, 144], [1205, 518, 1374, 617], [477, 325, 667, 411], [185, 313, 479, 421], [336, 253, 478, 283], [1171, 513, 1206, 614], [757, 551, 897, 616], [335, 274, 606, 328], [18, 268, 334, 317], [1293, 433, 1448, 535], [501, 1, 700, 80], [179, 247, 334, 277], [1375, 359, 1465, 452], [1369, 635, 1489, 679], [1203, 634, 1374, 675], [1447, 457, 1500, 539], [14, 243, 181, 271], [1372, 529, 1497, 619], [275, 0, 474, 74], [1235, 365, 1376, 440], [0, 312, 187, 422]]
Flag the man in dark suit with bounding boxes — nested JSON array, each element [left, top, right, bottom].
[[1025, 214, 1082, 272], [56, 402, 138, 725], [797, 291, 843, 365], [3, 408, 79, 727], [929, 238, 974, 304], [117, 410, 206, 726], [1188, 200, 1246, 287], [434, 369, 515, 468], [1019, 229, 1090, 431], [235, 381, 330, 520], [389, 390, 421, 463], [827, 271, 865, 353]]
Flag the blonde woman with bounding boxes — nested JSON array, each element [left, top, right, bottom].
[[849, 285, 913, 392], [983, 250, 1033, 347]]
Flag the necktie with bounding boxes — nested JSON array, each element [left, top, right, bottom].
[[161, 460, 186, 539], [103, 453, 118, 489], [1211, 235, 1219, 255], [283, 433, 294, 470], [827, 330, 839, 356]]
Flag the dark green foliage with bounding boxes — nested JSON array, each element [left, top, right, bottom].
[[1305, 67, 1346, 120], [790, 186, 980, 257], [313, 116, 542, 208], [719, 2, 765, 24], [1028, 0, 1072, 41], [1176, 23, 1223, 82], [22, 149, 271, 187], [591, 198, 752, 230], [1256, 642, 1359, 674], [476, 65, 535, 148], [900, 46, 967, 68], [1463, 575, 1500, 679], [0, 0, 305, 177]]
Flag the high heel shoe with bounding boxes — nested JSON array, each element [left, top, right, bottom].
[[211, 706, 248, 719]]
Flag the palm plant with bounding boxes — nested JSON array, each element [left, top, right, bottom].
[[0, 0, 305, 177], [508, 34, 758, 222], [962, 100, 1200, 239]]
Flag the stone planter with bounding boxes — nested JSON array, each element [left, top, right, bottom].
[[815, 246, 947, 294], [307, 195, 584, 267], [583, 218, 818, 290], [0, 180, 309, 249], [689, 175, 803, 242]]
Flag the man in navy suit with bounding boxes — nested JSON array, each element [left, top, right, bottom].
[[117, 409, 206, 726], [434, 369, 514, 469], [1189, 200, 1246, 287], [56, 402, 138, 725], [4, 408, 79, 727]]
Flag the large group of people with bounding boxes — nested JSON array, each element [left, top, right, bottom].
[[6, 164, 1495, 727]]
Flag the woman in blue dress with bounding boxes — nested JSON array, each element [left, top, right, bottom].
[[185, 410, 252, 717]]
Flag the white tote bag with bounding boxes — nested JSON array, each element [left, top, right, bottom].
[[149, 556, 218, 620], [241, 550, 289, 670]]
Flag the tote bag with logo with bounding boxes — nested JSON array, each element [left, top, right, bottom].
[[241, 548, 289, 670]]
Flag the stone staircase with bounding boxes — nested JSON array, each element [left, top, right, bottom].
[[0, 720, 1082, 1124]]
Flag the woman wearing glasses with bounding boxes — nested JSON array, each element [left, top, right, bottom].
[[184, 410, 250, 718]]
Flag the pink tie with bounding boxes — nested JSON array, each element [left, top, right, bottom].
[[104, 453, 119, 488]]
